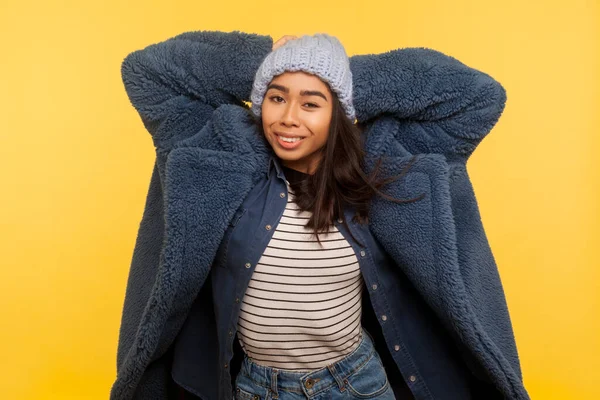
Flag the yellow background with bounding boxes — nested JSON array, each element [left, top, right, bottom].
[[1, 0, 598, 398]]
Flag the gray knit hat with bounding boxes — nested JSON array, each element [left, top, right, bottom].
[[250, 33, 355, 122]]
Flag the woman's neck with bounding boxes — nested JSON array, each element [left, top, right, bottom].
[[281, 164, 310, 185]]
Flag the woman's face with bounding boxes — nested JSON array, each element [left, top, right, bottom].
[[261, 71, 333, 175]]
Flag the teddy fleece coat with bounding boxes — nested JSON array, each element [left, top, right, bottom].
[[111, 30, 529, 399]]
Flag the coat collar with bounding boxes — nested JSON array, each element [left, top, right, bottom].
[[161, 104, 460, 333], [162, 104, 448, 301]]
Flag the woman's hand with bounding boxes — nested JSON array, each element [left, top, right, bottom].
[[272, 35, 298, 51]]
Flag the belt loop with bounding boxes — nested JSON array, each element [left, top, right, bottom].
[[270, 368, 279, 399], [327, 363, 346, 392]]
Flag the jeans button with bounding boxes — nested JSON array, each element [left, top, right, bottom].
[[304, 378, 315, 388]]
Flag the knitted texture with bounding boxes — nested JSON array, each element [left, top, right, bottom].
[[250, 33, 356, 121]]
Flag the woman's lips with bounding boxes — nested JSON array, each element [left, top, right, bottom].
[[275, 134, 306, 150]]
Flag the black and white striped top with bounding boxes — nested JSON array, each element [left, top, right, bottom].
[[236, 173, 364, 371]]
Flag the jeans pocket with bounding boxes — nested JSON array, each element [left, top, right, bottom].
[[234, 370, 266, 400], [234, 386, 261, 400], [345, 350, 390, 399]]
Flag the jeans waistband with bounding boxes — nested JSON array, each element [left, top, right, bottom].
[[239, 327, 377, 397]]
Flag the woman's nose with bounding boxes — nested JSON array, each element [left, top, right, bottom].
[[281, 104, 300, 126]]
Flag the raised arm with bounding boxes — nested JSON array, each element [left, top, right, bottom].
[[120, 30, 273, 149], [350, 47, 507, 162]]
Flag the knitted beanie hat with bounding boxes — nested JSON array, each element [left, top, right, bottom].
[[250, 33, 355, 122]]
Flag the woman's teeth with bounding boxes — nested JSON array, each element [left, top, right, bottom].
[[278, 135, 303, 143]]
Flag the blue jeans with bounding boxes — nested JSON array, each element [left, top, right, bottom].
[[233, 327, 396, 399]]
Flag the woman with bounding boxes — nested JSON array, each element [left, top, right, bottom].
[[112, 30, 529, 400], [226, 34, 417, 399]]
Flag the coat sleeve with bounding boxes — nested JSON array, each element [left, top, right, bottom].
[[350, 47, 507, 163], [352, 48, 527, 396], [120, 30, 273, 149], [114, 30, 271, 381]]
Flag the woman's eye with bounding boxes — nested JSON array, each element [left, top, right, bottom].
[[268, 96, 318, 108]]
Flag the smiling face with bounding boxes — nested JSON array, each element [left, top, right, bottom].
[[260, 71, 333, 175]]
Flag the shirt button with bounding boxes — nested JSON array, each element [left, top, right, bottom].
[[228, 330, 233, 336], [409, 375, 417, 382], [265, 224, 272, 230], [394, 344, 400, 351], [337, 218, 343, 223], [224, 363, 228, 369], [245, 262, 251, 269], [280, 192, 285, 198], [360, 250, 366, 257], [372, 284, 378, 290], [235, 297, 240, 303], [381, 315, 387, 321]]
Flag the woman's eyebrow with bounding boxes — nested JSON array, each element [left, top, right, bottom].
[[266, 83, 328, 102]]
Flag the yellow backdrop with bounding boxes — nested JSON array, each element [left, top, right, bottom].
[[0, 0, 597, 398]]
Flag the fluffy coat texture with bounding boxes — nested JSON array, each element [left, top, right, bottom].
[[111, 30, 529, 399]]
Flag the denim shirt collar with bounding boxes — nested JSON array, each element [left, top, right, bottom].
[[267, 154, 286, 180]]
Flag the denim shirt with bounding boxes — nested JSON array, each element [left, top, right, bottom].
[[171, 154, 478, 400]]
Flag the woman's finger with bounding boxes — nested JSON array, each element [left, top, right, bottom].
[[273, 35, 298, 51]]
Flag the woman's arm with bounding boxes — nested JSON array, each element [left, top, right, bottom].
[[350, 48, 507, 162], [120, 30, 273, 149]]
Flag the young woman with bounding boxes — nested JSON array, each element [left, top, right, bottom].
[[112, 31, 529, 400], [227, 34, 417, 399]]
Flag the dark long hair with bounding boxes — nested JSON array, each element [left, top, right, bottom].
[[248, 90, 425, 248]]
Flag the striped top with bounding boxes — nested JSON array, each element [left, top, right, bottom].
[[236, 175, 364, 371]]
